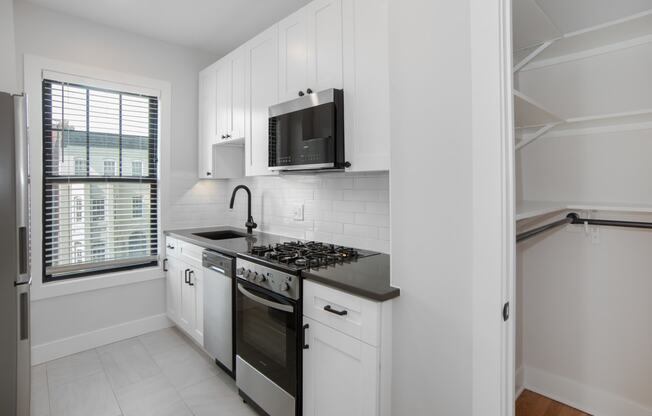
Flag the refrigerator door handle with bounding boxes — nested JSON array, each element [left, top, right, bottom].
[[14, 95, 30, 285], [15, 282, 30, 416]]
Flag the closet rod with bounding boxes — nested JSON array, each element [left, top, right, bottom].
[[516, 216, 573, 243], [567, 212, 652, 229], [517, 212, 652, 243]]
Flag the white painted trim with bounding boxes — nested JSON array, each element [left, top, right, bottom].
[[522, 34, 652, 71], [31, 313, 173, 365], [23, 54, 172, 300], [515, 365, 524, 398], [523, 366, 652, 416], [470, 0, 515, 415]]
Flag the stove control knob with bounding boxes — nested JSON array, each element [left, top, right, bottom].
[[257, 274, 267, 283], [251, 271, 258, 281], [236, 267, 245, 277], [279, 282, 290, 292]]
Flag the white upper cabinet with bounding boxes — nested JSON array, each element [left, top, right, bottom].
[[198, 65, 217, 179], [342, 0, 390, 172], [307, 0, 343, 93], [244, 25, 279, 177], [197, 0, 390, 176], [215, 60, 232, 141], [278, 8, 309, 102], [279, 0, 343, 102]]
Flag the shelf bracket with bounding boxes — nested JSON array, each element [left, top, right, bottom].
[[515, 122, 560, 150], [513, 40, 555, 73]]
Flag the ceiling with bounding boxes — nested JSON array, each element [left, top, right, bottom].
[[513, 0, 652, 50], [21, 0, 311, 55]]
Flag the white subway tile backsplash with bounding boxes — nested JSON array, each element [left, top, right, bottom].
[[343, 223, 379, 239], [168, 172, 390, 253], [332, 200, 366, 213], [355, 213, 390, 227], [342, 190, 381, 202]]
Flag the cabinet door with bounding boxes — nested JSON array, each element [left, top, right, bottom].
[[245, 25, 279, 177], [231, 49, 246, 140], [180, 267, 196, 334], [165, 257, 182, 324], [198, 66, 217, 178], [303, 317, 379, 416], [191, 267, 204, 345], [278, 8, 309, 102], [342, 0, 390, 172], [215, 61, 232, 141], [306, 0, 343, 93]]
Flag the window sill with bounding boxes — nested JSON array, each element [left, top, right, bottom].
[[31, 265, 165, 301]]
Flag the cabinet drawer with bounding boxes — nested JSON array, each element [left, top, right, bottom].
[[165, 236, 179, 258], [179, 241, 204, 267], [303, 280, 381, 346]]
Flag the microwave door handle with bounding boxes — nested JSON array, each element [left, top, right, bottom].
[[237, 284, 294, 313]]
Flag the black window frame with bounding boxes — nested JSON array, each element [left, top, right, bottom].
[[42, 79, 159, 282]]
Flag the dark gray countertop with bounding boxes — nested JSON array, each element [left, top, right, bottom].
[[165, 226, 399, 301], [165, 226, 294, 257], [302, 254, 399, 301]]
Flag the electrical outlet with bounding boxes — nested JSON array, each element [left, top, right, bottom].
[[292, 204, 304, 221]]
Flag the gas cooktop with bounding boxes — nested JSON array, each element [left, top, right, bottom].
[[239, 240, 378, 272]]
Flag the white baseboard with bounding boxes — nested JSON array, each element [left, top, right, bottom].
[[523, 366, 652, 416], [32, 314, 173, 365], [515, 365, 525, 398]]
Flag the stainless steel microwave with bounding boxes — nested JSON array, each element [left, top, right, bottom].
[[268, 89, 346, 172]]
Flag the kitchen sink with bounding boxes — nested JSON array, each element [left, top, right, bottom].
[[193, 230, 248, 240]]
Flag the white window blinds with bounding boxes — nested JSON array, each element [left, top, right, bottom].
[[43, 79, 159, 280]]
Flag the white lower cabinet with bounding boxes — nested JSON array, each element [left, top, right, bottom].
[[303, 317, 379, 416], [302, 280, 391, 416], [165, 238, 204, 346]]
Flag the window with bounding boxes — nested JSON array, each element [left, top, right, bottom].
[[73, 196, 83, 222], [43, 79, 159, 281], [132, 196, 144, 218], [103, 159, 116, 176], [132, 160, 143, 177], [74, 158, 86, 175]]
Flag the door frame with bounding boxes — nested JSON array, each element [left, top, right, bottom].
[[470, 0, 515, 415]]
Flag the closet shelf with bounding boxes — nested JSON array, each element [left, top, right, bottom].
[[513, 90, 563, 129], [516, 200, 652, 222], [519, 10, 652, 71]]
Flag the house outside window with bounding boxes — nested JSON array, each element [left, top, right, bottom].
[[74, 158, 86, 175], [73, 196, 83, 222], [132, 160, 143, 176], [103, 159, 116, 176], [132, 196, 144, 218]]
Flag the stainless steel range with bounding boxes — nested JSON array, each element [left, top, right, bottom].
[[234, 241, 376, 416]]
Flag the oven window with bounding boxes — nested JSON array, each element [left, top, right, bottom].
[[236, 282, 297, 395]]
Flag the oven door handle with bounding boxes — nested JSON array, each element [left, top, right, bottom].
[[237, 284, 294, 313]]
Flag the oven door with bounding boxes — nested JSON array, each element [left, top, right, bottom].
[[236, 279, 297, 397]]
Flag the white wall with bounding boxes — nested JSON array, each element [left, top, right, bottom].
[[0, 0, 17, 93], [13, 1, 217, 361], [516, 32, 652, 415], [388, 0, 474, 414], [181, 173, 390, 253]]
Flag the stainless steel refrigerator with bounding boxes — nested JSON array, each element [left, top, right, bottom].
[[0, 91, 31, 416]]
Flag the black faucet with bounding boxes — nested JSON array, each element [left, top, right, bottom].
[[229, 185, 257, 234]]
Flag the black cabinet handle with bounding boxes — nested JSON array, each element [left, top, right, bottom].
[[298, 91, 305, 97], [306, 88, 313, 94], [188, 270, 195, 286], [302, 324, 309, 349], [206, 171, 211, 176], [163, 258, 168, 272], [324, 305, 348, 316], [184, 269, 190, 284]]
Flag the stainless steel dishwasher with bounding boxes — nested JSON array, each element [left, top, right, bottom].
[[202, 250, 234, 374]]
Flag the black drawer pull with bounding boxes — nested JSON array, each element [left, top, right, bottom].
[[188, 270, 195, 286], [163, 258, 168, 272], [324, 305, 347, 316], [184, 269, 190, 284]]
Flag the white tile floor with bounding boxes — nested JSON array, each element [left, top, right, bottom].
[[31, 327, 258, 416]]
